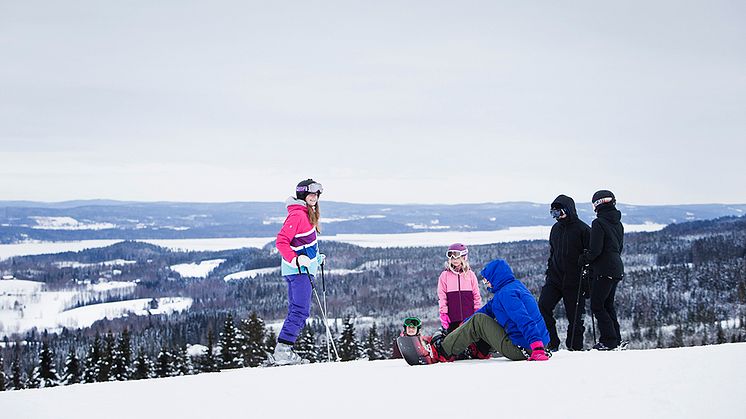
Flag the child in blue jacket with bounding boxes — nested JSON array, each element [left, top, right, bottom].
[[430, 258, 551, 361]]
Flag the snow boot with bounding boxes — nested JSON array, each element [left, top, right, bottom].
[[429, 332, 455, 363], [272, 342, 308, 365]]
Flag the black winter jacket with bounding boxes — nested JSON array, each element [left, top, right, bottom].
[[584, 205, 624, 279], [546, 195, 591, 287]]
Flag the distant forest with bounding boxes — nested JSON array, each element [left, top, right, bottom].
[[1, 215, 744, 390]]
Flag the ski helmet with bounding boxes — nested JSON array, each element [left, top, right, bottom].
[[592, 190, 616, 211], [446, 243, 468, 259], [403, 317, 422, 333], [296, 179, 323, 200]]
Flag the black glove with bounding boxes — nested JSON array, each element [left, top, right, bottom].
[[577, 249, 590, 267]]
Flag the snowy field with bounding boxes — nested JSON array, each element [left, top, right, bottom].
[[0, 223, 664, 260], [1, 343, 743, 419], [0, 279, 190, 335]]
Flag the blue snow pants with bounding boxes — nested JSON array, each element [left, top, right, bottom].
[[278, 273, 313, 344]]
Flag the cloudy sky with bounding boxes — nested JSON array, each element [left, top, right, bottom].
[[1, 1, 744, 205]]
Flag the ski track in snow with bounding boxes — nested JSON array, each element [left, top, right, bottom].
[[0, 343, 744, 419]]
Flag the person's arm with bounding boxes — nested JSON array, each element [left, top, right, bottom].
[[584, 220, 605, 263], [437, 272, 450, 328], [501, 290, 545, 345], [469, 271, 482, 310], [276, 213, 301, 263]]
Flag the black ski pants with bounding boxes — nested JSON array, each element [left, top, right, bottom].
[[591, 276, 622, 348], [538, 280, 585, 350]]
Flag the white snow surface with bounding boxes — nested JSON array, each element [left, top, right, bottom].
[[223, 267, 280, 281], [1, 343, 744, 419], [169, 259, 226, 278], [0, 279, 191, 335], [0, 223, 665, 260], [28, 216, 116, 230]]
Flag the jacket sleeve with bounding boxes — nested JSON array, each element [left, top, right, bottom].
[[585, 219, 605, 263], [437, 271, 448, 314], [276, 213, 301, 263], [501, 290, 545, 345], [469, 271, 482, 310], [475, 298, 494, 318]]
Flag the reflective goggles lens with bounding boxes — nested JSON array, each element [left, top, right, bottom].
[[550, 209, 564, 218], [592, 197, 613, 209], [297, 182, 323, 195], [403, 317, 421, 328], [446, 250, 467, 259]]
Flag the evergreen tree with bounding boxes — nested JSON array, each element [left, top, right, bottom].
[[200, 330, 220, 373], [83, 333, 102, 383], [10, 354, 25, 390], [173, 344, 193, 376], [337, 315, 360, 361], [155, 349, 174, 378], [112, 328, 132, 381], [37, 337, 59, 387], [0, 353, 5, 391], [265, 327, 277, 353], [294, 325, 318, 363], [27, 364, 40, 389], [219, 313, 242, 369], [97, 330, 116, 382], [239, 312, 268, 367], [131, 348, 153, 380], [363, 323, 387, 360], [716, 321, 727, 344], [62, 347, 82, 385]]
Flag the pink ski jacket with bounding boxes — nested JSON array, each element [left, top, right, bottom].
[[437, 269, 482, 327]]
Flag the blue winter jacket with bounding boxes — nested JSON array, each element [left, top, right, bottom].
[[476, 259, 550, 349]]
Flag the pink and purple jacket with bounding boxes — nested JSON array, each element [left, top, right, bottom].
[[437, 269, 482, 328], [276, 197, 322, 277]]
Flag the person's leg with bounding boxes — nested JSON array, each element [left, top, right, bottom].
[[278, 274, 313, 344], [442, 313, 527, 361], [563, 281, 586, 350], [590, 276, 617, 348], [604, 279, 622, 346], [538, 282, 563, 350]]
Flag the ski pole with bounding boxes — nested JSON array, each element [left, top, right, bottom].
[[321, 262, 331, 362], [297, 259, 339, 361], [570, 268, 586, 351]]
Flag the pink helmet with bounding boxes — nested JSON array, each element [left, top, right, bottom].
[[446, 243, 468, 259]]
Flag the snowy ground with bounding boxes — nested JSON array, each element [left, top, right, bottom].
[[1, 343, 743, 419], [0, 279, 190, 335], [0, 223, 664, 260]]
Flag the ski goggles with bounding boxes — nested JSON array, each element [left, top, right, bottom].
[[446, 249, 468, 259], [592, 197, 614, 210], [403, 317, 421, 328], [297, 182, 323, 195], [550, 208, 565, 219]]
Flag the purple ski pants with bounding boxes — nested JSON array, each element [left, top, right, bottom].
[[278, 273, 313, 344]]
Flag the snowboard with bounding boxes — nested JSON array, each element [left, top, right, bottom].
[[396, 336, 434, 366]]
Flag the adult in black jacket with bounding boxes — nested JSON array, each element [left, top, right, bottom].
[[538, 194, 590, 351], [579, 190, 625, 350]]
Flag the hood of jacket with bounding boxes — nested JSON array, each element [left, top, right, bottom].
[[552, 194, 579, 221], [480, 259, 515, 292], [597, 205, 622, 224], [285, 196, 309, 213]]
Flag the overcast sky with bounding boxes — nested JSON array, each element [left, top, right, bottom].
[[1, 1, 744, 205]]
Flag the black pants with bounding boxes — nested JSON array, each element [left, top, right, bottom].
[[538, 280, 586, 350], [591, 276, 622, 348]]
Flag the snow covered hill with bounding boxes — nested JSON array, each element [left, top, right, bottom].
[[1, 343, 744, 419]]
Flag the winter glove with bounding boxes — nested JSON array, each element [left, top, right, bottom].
[[439, 312, 451, 330], [577, 251, 589, 267], [318, 253, 326, 266], [528, 341, 549, 361], [291, 255, 312, 270]]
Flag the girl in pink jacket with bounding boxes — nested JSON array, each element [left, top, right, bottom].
[[438, 243, 482, 333]]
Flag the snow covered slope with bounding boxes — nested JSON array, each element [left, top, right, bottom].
[[1, 343, 744, 419]]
